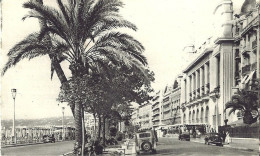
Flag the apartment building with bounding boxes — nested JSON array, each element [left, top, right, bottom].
[[152, 91, 161, 129], [138, 102, 152, 130], [161, 78, 182, 126]]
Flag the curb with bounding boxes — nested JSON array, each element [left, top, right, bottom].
[[1, 142, 46, 148], [2, 140, 71, 149], [190, 139, 257, 152]]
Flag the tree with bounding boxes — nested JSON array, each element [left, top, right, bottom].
[[3, 0, 147, 153], [225, 89, 259, 124], [58, 63, 154, 145]]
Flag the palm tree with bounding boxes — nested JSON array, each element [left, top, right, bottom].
[[225, 89, 258, 124], [2, 0, 148, 152]]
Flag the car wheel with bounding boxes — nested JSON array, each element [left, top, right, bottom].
[[152, 149, 156, 154], [137, 152, 140, 155], [141, 142, 152, 152]]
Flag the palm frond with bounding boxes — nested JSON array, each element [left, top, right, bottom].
[[23, 1, 71, 47], [57, 0, 71, 25]]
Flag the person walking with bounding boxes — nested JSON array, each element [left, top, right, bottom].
[[222, 131, 226, 143], [226, 131, 230, 144]]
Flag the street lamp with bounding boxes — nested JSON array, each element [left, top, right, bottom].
[[62, 106, 65, 141], [11, 88, 17, 144]]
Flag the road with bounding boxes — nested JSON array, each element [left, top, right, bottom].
[[138, 137, 258, 156], [1, 141, 74, 156]]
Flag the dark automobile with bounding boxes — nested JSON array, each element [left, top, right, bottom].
[[204, 133, 223, 146], [43, 135, 55, 143], [135, 130, 157, 154], [178, 132, 190, 141]]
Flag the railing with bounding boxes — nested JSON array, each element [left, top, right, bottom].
[[152, 116, 160, 121], [241, 46, 250, 56], [252, 39, 257, 49], [241, 15, 258, 35], [251, 62, 257, 70], [242, 64, 251, 75], [163, 97, 169, 102], [153, 110, 160, 114]]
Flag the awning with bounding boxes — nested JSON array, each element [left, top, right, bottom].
[[245, 70, 255, 84]]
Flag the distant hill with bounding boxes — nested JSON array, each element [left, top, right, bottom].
[[1, 116, 75, 129]]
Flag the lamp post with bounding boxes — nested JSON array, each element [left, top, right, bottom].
[[11, 88, 17, 144], [62, 106, 65, 141]]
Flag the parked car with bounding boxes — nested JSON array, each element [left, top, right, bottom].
[[204, 133, 223, 146], [178, 132, 190, 141], [43, 135, 55, 143], [135, 130, 157, 154]]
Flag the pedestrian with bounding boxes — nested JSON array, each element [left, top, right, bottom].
[[222, 131, 226, 143], [226, 131, 230, 144]]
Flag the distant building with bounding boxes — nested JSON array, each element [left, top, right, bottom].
[[138, 102, 152, 130], [152, 91, 161, 129], [161, 77, 182, 126]]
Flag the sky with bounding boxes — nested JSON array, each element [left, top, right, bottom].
[[1, 0, 218, 120]]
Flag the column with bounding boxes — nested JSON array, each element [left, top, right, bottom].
[[200, 67, 204, 96], [204, 63, 209, 94], [188, 76, 191, 101], [193, 73, 196, 98], [190, 75, 193, 100]]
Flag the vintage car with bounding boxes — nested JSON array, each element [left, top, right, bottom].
[[135, 130, 157, 154], [43, 135, 55, 143], [178, 132, 190, 141], [204, 133, 223, 146]]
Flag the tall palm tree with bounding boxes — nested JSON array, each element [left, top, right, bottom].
[[225, 89, 258, 124], [2, 0, 148, 152]]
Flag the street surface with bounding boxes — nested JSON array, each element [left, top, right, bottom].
[[1, 141, 74, 156], [138, 138, 258, 156]]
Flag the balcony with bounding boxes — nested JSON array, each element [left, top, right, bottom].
[[153, 110, 160, 116], [241, 15, 258, 36], [241, 46, 250, 57], [251, 62, 257, 70], [252, 39, 257, 49], [242, 64, 251, 75], [152, 116, 160, 121]]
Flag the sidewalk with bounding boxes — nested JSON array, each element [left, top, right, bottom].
[[190, 137, 259, 152]]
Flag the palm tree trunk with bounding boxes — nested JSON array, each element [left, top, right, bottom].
[[81, 108, 85, 156], [97, 115, 102, 140], [93, 113, 96, 139], [74, 101, 82, 152], [102, 116, 106, 145]]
